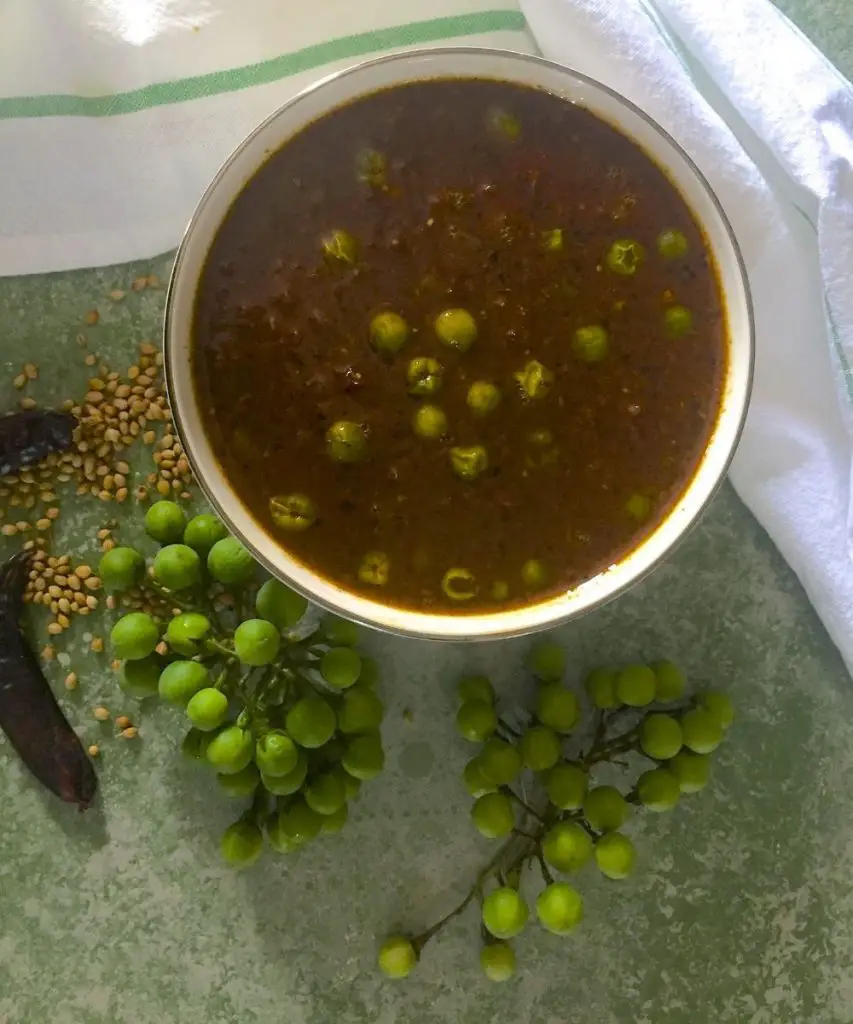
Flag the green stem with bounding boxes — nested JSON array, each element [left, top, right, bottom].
[[536, 850, 555, 886], [204, 637, 234, 660], [505, 787, 545, 824], [410, 834, 529, 952]]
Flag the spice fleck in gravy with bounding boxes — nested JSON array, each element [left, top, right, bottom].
[[192, 79, 726, 612]]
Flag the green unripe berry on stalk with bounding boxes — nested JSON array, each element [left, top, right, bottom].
[[99, 546, 144, 592], [584, 786, 629, 833], [234, 618, 281, 666], [480, 942, 516, 982], [256, 578, 307, 629], [186, 687, 229, 731], [378, 936, 418, 979], [153, 544, 201, 591], [456, 700, 497, 742], [595, 833, 637, 880], [166, 612, 211, 656], [584, 667, 618, 709], [144, 500, 186, 544], [110, 612, 159, 661], [220, 821, 263, 868], [527, 642, 565, 682], [482, 888, 529, 940], [457, 675, 495, 705]]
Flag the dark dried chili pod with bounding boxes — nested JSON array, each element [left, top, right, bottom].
[[0, 552, 97, 809], [0, 410, 76, 477]]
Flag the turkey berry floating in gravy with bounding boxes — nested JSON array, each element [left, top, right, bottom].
[[191, 79, 726, 613]]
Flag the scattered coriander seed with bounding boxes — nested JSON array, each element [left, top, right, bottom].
[[116, 715, 132, 729], [121, 727, 139, 739], [88, 744, 100, 758], [64, 672, 78, 691], [93, 707, 110, 722]]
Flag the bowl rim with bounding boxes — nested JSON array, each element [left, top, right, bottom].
[[164, 45, 755, 642]]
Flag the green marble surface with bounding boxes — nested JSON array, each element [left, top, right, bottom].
[[2, 5, 853, 1023]]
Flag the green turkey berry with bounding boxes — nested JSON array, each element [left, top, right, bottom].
[[584, 786, 629, 833], [182, 513, 228, 553], [471, 792, 515, 839], [337, 684, 385, 735], [206, 725, 254, 774], [186, 687, 229, 731], [699, 691, 735, 730], [615, 665, 657, 707], [480, 942, 516, 983], [651, 659, 686, 701], [527, 642, 565, 681], [266, 812, 297, 854], [262, 752, 308, 796], [518, 725, 561, 771], [637, 768, 681, 811], [584, 667, 618, 709], [545, 763, 588, 810], [255, 731, 299, 777], [456, 700, 498, 742], [482, 888, 529, 940], [342, 732, 385, 780], [595, 832, 636, 879], [165, 612, 211, 656], [152, 544, 201, 592], [320, 802, 349, 835], [119, 655, 162, 699], [286, 695, 337, 748], [158, 659, 209, 704], [276, 799, 324, 848], [378, 936, 418, 979], [234, 618, 281, 666], [305, 771, 347, 816], [255, 578, 308, 630], [640, 714, 683, 760], [681, 708, 724, 754], [321, 647, 362, 689], [668, 751, 711, 793], [217, 763, 261, 798], [457, 675, 495, 705], [536, 684, 580, 732], [320, 615, 359, 647], [144, 500, 187, 544], [463, 757, 497, 798], [220, 821, 263, 868], [98, 546, 144, 592], [479, 738, 522, 786], [110, 612, 159, 661], [536, 882, 584, 935], [542, 822, 593, 873], [207, 537, 255, 585]]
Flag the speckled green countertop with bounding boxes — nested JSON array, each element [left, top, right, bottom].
[[2, 5, 853, 1023]]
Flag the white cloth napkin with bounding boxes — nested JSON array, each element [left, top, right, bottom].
[[522, 0, 853, 672], [0, 0, 534, 274], [3, 0, 853, 671]]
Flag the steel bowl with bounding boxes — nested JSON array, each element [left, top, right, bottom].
[[164, 47, 754, 641]]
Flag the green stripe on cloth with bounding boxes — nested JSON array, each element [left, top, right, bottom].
[[0, 10, 527, 120]]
